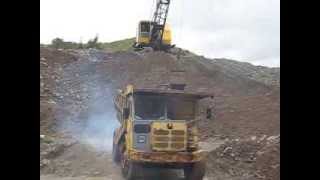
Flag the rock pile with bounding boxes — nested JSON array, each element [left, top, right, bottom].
[[206, 135, 280, 180], [40, 47, 280, 179]]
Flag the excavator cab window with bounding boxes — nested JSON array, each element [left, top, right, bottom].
[[140, 22, 151, 33]]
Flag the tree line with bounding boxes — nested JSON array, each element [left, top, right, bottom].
[[49, 36, 102, 49]]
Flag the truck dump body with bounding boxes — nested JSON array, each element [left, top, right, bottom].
[[132, 87, 214, 99]]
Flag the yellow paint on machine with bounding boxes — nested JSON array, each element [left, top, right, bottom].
[[126, 117, 134, 151], [136, 21, 172, 46], [151, 121, 187, 151], [128, 149, 207, 163], [162, 24, 172, 45], [138, 36, 150, 44]]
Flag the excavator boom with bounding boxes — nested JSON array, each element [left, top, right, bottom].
[[151, 0, 171, 47]]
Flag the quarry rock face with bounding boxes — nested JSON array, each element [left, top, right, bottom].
[[40, 47, 279, 180]]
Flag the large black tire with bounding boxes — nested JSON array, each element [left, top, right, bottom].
[[184, 161, 206, 180], [121, 156, 139, 180], [112, 142, 120, 163], [112, 132, 120, 163]]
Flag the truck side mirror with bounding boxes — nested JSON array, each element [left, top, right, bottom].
[[206, 108, 212, 119], [123, 108, 130, 119]]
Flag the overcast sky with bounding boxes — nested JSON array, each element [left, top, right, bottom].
[[40, 0, 280, 67]]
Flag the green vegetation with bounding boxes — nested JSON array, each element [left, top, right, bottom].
[[49, 36, 102, 49], [43, 36, 135, 52], [40, 135, 54, 144], [50, 38, 81, 49], [100, 38, 135, 52], [86, 36, 102, 49]]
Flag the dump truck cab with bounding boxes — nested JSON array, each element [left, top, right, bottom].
[[113, 84, 213, 180]]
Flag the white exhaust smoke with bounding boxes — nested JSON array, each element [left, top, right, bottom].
[[57, 50, 120, 152]]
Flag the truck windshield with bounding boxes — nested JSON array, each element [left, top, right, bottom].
[[134, 95, 166, 120], [167, 98, 195, 120], [134, 94, 196, 120]]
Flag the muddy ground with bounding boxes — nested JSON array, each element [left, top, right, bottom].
[[40, 47, 280, 180]]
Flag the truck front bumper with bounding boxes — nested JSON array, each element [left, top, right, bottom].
[[128, 149, 208, 164]]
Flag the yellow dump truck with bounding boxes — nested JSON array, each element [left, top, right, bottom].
[[112, 84, 213, 180]]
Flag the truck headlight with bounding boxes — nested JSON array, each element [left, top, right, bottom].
[[137, 135, 146, 143]]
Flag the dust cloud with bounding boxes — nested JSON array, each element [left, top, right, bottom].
[[56, 50, 120, 152], [79, 86, 120, 152]]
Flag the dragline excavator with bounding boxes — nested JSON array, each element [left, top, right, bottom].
[[133, 0, 175, 51]]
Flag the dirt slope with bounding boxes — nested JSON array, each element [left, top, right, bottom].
[[40, 47, 280, 180]]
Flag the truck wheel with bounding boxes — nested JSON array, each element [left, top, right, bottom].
[[184, 161, 206, 180], [112, 132, 121, 163], [112, 142, 120, 163], [121, 156, 138, 180]]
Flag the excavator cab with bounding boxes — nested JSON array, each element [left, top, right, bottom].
[[134, 20, 173, 50], [135, 21, 151, 46], [133, 0, 173, 51]]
